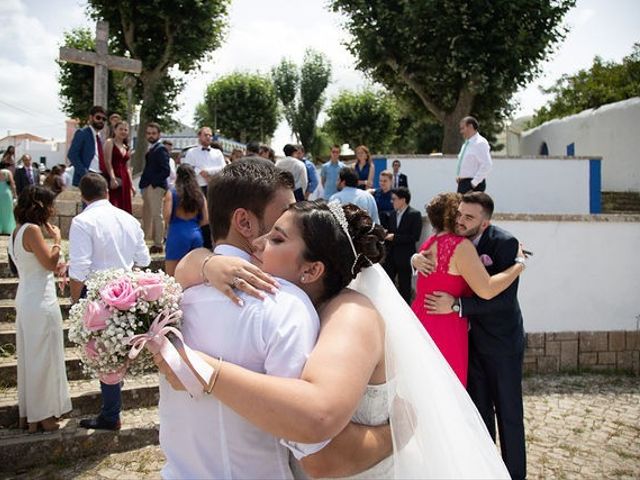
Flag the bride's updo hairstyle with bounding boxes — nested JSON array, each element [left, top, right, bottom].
[[426, 192, 461, 233], [289, 201, 386, 301]]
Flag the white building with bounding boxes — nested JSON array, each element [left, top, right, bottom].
[[518, 97, 640, 192], [0, 133, 66, 169]]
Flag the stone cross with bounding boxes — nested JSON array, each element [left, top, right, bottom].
[[59, 21, 142, 110]]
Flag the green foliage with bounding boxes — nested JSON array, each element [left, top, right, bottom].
[[272, 49, 332, 156], [530, 43, 640, 127], [195, 72, 279, 143], [86, 0, 230, 170], [57, 28, 128, 124], [325, 90, 399, 152], [331, 0, 575, 152]]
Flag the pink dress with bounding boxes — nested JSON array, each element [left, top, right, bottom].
[[411, 233, 472, 386]]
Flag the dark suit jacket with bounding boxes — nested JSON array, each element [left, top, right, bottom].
[[15, 165, 41, 195], [383, 206, 422, 265], [393, 173, 408, 188], [139, 141, 170, 190], [67, 126, 96, 186], [461, 224, 525, 356]]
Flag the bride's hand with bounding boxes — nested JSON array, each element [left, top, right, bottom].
[[203, 255, 279, 306]]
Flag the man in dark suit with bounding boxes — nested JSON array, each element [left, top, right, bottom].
[[391, 159, 408, 189], [382, 187, 422, 304], [67, 105, 107, 186], [425, 192, 527, 480], [14, 154, 41, 195], [139, 122, 171, 254]]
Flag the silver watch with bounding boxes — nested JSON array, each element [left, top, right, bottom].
[[451, 298, 461, 313], [514, 256, 526, 268]]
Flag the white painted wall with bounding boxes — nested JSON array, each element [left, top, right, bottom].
[[519, 97, 640, 192], [497, 219, 640, 332], [382, 155, 593, 215]]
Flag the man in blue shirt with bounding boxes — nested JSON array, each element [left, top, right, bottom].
[[295, 145, 319, 199], [320, 145, 344, 199], [372, 170, 394, 224], [330, 167, 380, 224]]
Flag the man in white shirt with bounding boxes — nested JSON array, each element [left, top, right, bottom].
[[160, 159, 321, 478], [330, 167, 380, 224], [69, 173, 150, 431], [276, 144, 308, 201], [182, 126, 226, 195], [455, 116, 492, 194]]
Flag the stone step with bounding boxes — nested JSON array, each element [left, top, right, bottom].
[[0, 406, 159, 473], [0, 277, 69, 301], [0, 319, 73, 350], [0, 347, 85, 387], [0, 373, 159, 428], [0, 297, 71, 323]]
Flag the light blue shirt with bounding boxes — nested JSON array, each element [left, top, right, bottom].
[[330, 186, 380, 224], [320, 160, 345, 199]]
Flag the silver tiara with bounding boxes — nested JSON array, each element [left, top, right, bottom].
[[327, 201, 360, 276]]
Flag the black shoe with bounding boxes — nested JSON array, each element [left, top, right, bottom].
[[149, 245, 163, 254], [79, 416, 121, 431]]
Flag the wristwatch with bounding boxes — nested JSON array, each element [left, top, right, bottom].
[[514, 256, 526, 268], [451, 298, 461, 313]]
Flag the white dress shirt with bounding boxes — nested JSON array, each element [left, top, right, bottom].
[[276, 157, 308, 192], [68, 199, 150, 282], [160, 244, 320, 480], [458, 132, 492, 187], [329, 186, 381, 224], [183, 145, 226, 187], [89, 125, 101, 173]]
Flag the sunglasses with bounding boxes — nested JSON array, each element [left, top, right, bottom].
[[94, 115, 107, 121]]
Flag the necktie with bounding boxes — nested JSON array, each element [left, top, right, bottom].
[[202, 147, 210, 151], [96, 134, 106, 173], [455, 140, 469, 177], [26, 167, 33, 185], [394, 174, 398, 188]]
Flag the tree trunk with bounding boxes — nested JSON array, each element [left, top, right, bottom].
[[131, 72, 161, 174], [441, 113, 463, 154]]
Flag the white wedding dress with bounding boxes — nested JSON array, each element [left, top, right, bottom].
[[9, 224, 71, 423], [345, 264, 510, 479]]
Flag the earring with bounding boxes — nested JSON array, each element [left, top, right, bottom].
[[300, 275, 306, 282]]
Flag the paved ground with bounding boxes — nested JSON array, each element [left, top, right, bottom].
[[4, 372, 638, 479]]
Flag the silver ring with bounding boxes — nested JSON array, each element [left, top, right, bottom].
[[231, 277, 242, 289]]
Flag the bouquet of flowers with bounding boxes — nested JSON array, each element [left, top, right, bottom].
[[68, 269, 183, 384]]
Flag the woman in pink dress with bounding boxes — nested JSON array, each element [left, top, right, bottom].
[[104, 121, 134, 213], [411, 193, 525, 386]]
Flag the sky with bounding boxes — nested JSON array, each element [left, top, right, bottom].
[[0, 0, 638, 152]]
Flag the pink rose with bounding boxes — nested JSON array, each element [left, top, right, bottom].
[[82, 301, 111, 331], [100, 278, 139, 310], [85, 339, 100, 361], [137, 273, 165, 302], [99, 365, 127, 385], [479, 254, 494, 267]]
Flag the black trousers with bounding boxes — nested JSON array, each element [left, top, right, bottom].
[[382, 256, 413, 304], [467, 342, 526, 480], [457, 178, 486, 194]]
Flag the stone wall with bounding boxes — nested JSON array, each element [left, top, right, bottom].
[[524, 331, 640, 375]]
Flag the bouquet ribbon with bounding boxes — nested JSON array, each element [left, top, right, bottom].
[[127, 310, 214, 400]]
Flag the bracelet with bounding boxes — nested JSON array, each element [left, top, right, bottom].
[[514, 256, 526, 269], [201, 254, 215, 286], [51, 244, 61, 250], [205, 357, 223, 395]]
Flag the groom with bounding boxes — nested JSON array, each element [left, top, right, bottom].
[[425, 192, 527, 480], [159, 160, 391, 478]]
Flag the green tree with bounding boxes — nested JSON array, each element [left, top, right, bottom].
[[272, 49, 331, 156], [195, 72, 279, 143], [57, 28, 128, 124], [87, 0, 230, 171], [530, 43, 640, 127], [324, 90, 399, 152], [331, 0, 575, 153]]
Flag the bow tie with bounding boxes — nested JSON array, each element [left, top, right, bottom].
[[202, 147, 210, 151]]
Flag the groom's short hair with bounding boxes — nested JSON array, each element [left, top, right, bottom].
[[461, 192, 494, 219], [208, 159, 294, 241]]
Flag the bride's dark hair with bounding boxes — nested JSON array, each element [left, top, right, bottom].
[[288, 201, 386, 301]]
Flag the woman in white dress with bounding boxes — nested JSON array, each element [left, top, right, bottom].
[[8, 186, 72, 432], [160, 200, 509, 478]]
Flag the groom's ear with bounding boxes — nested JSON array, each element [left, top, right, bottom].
[[301, 261, 325, 284], [231, 208, 255, 238]]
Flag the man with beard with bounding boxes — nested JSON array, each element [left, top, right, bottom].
[[67, 105, 108, 186], [424, 192, 527, 480]]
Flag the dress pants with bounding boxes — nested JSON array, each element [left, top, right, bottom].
[[467, 341, 526, 480], [457, 178, 486, 194], [142, 186, 166, 247], [383, 256, 413, 304]]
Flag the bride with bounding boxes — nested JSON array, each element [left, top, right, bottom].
[[160, 200, 509, 479]]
